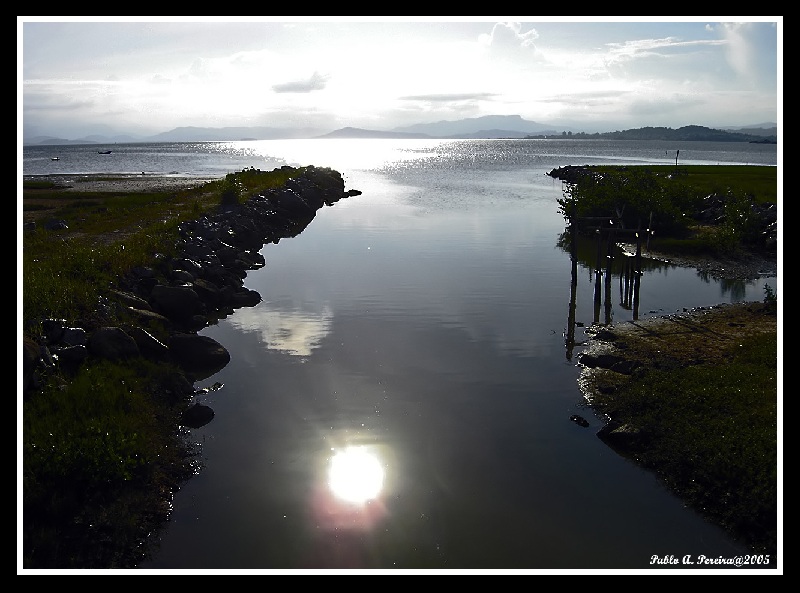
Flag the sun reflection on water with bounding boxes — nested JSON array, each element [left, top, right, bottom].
[[311, 444, 390, 534], [328, 446, 385, 504]]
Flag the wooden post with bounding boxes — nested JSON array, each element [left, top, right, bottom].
[[593, 228, 602, 323], [566, 206, 578, 360], [622, 255, 631, 309], [604, 223, 615, 324], [633, 228, 642, 320], [619, 256, 626, 306], [595, 228, 603, 273], [570, 205, 577, 262], [567, 248, 578, 361]]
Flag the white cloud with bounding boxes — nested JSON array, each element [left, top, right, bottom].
[[273, 71, 330, 93], [230, 305, 334, 358], [20, 18, 780, 137], [718, 22, 759, 81], [479, 21, 539, 49]]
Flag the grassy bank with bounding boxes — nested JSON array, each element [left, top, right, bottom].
[[557, 164, 777, 258], [579, 300, 778, 559], [560, 164, 779, 561], [22, 167, 302, 569], [21, 164, 779, 569]]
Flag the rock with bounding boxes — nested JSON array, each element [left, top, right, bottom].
[[168, 333, 231, 378], [51, 344, 89, 366], [42, 318, 67, 344], [126, 326, 170, 362], [578, 352, 641, 375], [570, 414, 590, 427], [89, 327, 140, 361], [180, 403, 215, 428], [44, 218, 68, 230], [150, 284, 206, 321], [62, 327, 87, 346], [221, 286, 262, 308], [191, 278, 224, 307], [126, 307, 172, 326], [597, 419, 647, 453], [109, 289, 152, 311]]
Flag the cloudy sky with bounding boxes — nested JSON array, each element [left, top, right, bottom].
[[19, 17, 781, 139]]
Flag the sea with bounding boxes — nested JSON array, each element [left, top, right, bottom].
[[21, 138, 780, 573]]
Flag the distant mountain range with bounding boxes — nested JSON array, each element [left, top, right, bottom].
[[23, 114, 778, 146], [523, 125, 778, 143]]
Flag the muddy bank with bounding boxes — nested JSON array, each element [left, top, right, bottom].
[[617, 242, 778, 282]]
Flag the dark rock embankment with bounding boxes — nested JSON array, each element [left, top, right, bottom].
[[23, 166, 362, 427]]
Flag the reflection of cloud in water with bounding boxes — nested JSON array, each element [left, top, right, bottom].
[[228, 305, 333, 357]]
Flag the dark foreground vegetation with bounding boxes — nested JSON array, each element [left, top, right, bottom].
[[22, 165, 778, 569]]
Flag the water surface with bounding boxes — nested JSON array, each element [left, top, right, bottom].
[[24, 139, 778, 572], [127, 140, 777, 572]]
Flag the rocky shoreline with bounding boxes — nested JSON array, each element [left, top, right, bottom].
[[23, 166, 362, 427]]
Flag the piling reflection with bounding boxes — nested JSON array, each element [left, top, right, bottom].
[[563, 216, 647, 360], [565, 216, 579, 361]]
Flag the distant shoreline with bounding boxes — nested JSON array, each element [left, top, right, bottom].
[[23, 173, 223, 193]]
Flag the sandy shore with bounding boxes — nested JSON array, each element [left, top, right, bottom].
[[23, 173, 224, 193]]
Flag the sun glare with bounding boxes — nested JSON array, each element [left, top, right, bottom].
[[328, 446, 385, 505]]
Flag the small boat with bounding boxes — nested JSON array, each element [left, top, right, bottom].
[[51, 157, 60, 161], [97, 150, 113, 154]]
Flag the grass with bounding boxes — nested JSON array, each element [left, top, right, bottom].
[[591, 164, 778, 205], [558, 164, 777, 257], [22, 166, 304, 569], [23, 168, 297, 326], [21, 164, 779, 568], [581, 301, 778, 558]]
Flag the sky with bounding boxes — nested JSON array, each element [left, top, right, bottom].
[[19, 17, 782, 140]]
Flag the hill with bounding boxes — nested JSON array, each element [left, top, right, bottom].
[[23, 117, 778, 145], [526, 125, 777, 143]]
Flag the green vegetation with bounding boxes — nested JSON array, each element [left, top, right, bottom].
[[22, 166, 302, 569], [584, 302, 777, 557], [563, 165, 779, 559], [558, 165, 777, 256], [23, 168, 296, 325]]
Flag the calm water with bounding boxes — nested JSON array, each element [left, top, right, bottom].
[[23, 139, 780, 572]]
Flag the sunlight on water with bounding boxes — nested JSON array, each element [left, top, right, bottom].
[[328, 446, 385, 504], [23, 138, 777, 180], [309, 444, 390, 534], [221, 139, 447, 171]]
